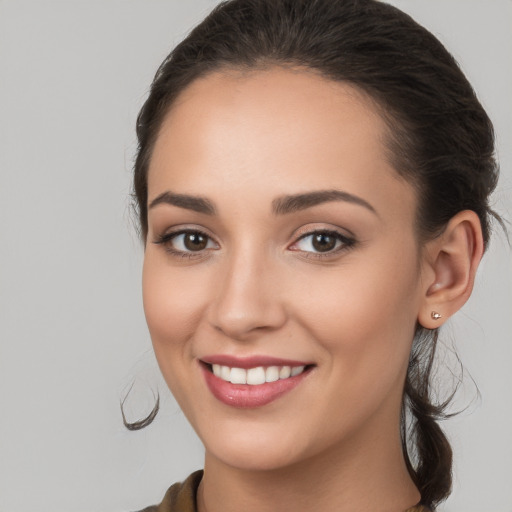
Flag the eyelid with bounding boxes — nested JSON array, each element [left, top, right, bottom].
[[292, 223, 356, 240], [153, 224, 217, 243], [288, 227, 357, 257], [152, 224, 356, 259], [152, 226, 220, 258]]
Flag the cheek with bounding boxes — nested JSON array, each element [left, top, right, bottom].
[[142, 253, 209, 362], [142, 253, 216, 420], [291, 248, 421, 377], [291, 264, 420, 435]]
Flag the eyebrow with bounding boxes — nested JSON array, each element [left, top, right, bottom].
[[148, 191, 216, 215], [271, 189, 378, 216], [148, 189, 377, 217]]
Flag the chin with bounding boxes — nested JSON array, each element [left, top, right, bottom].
[[210, 448, 301, 473], [202, 427, 308, 472]]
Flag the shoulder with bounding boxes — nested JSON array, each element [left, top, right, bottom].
[[134, 470, 203, 512]]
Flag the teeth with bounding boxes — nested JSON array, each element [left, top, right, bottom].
[[211, 364, 307, 384], [220, 365, 231, 381], [279, 366, 291, 379], [265, 366, 279, 382], [247, 367, 266, 385], [291, 365, 305, 377], [230, 367, 247, 384]]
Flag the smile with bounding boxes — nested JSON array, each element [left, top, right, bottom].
[[211, 364, 306, 385], [200, 357, 314, 408]]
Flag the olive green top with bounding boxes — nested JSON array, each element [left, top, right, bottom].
[[137, 470, 431, 512]]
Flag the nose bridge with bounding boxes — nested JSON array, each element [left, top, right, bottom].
[[208, 240, 286, 339]]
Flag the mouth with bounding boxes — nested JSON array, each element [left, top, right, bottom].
[[199, 357, 315, 408], [203, 362, 310, 385]]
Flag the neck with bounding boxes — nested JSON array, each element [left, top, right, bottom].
[[197, 421, 420, 512]]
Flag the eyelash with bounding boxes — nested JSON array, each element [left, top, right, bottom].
[[291, 229, 356, 259], [153, 228, 356, 260], [153, 229, 216, 260]]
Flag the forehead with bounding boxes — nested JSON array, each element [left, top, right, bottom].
[[148, 66, 415, 221]]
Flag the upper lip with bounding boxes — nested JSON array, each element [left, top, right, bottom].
[[201, 354, 313, 369]]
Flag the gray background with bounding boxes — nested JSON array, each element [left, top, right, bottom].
[[0, 1, 510, 511]]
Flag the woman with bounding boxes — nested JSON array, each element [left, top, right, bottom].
[[129, 0, 502, 510]]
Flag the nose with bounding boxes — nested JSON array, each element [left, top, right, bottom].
[[207, 247, 287, 341]]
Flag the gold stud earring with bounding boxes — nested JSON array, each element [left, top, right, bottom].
[[431, 311, 442, 320]]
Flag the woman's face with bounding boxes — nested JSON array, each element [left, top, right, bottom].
[[143, 67, 428, 471]]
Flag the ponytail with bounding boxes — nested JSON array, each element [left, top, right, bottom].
[[402, 329, 454, 509]]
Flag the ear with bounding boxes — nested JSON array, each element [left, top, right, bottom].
[[418, 210, 484, 329]]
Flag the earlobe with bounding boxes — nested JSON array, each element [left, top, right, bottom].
[[418, 210, 484, 329]]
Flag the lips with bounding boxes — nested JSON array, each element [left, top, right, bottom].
[[200, 355, 314, 408]]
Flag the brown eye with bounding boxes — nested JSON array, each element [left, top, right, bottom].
[[184, 232, 208, 251], [311, 233, 337, 252], [291, 230, 355, 257], [154, 230, 218, 255]]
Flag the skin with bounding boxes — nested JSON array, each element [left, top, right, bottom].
[[142, 67, 483, 512]]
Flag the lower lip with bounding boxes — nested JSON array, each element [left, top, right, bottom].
[[201, 364, 311, 408]]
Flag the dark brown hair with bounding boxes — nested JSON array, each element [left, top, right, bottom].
[[129, 0, 501, 508]]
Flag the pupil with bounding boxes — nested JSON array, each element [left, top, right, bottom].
[[185, 233, 207, 251], [312, 233, 336, 252]]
